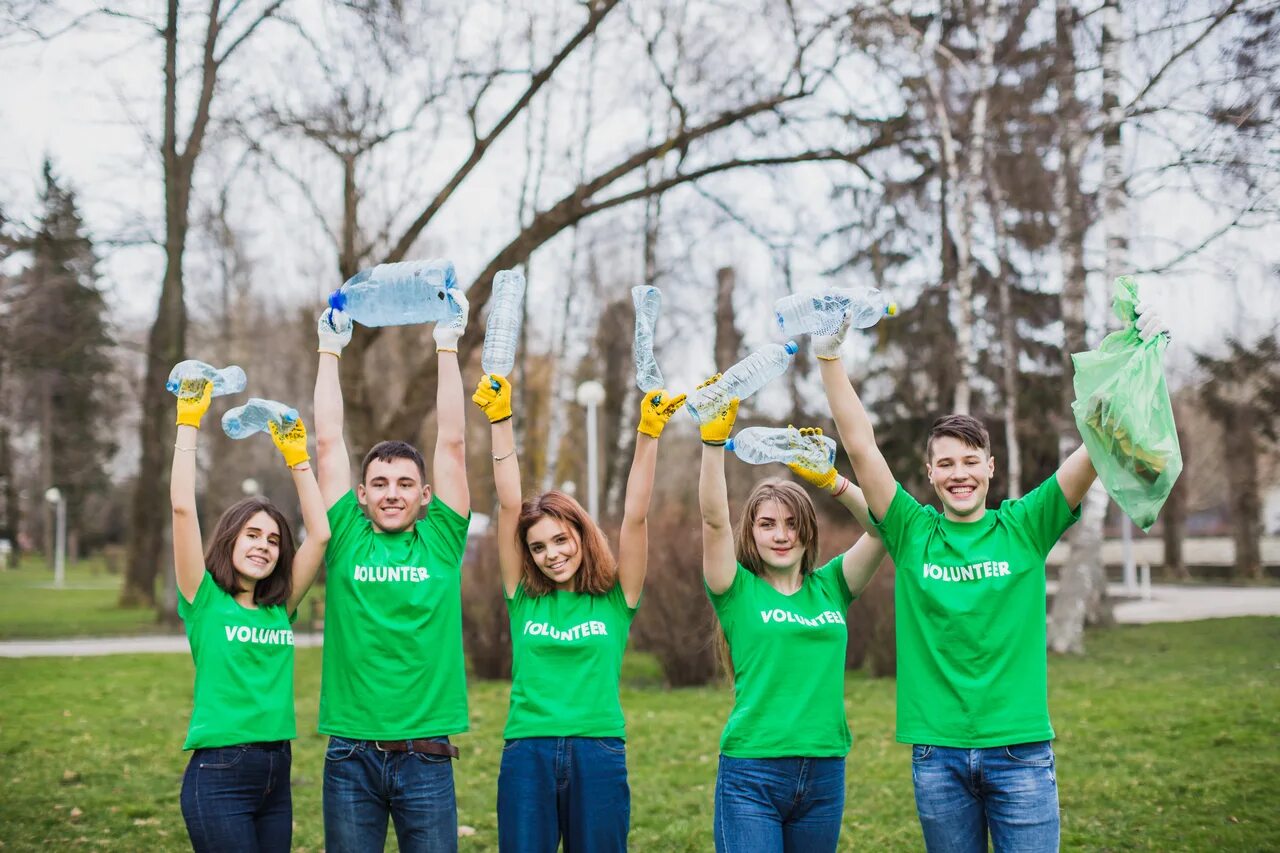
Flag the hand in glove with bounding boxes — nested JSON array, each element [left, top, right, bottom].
[[813, 309, 854, 361], [175, 379, 213, 428], [695, 375, 739, 446], [786, 426, 838, 491], [637, 389, 688, 439], [473, 373, 513, 424], [318, 307, 353, 357], [269, 417, 311, 469], [433, 288, 470, 352], [1135, 299, 1169, 343]]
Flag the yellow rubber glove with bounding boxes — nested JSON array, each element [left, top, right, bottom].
[[472, 374, 513, 423], [637, 389, 688, 439], [786, 426, 838, 491], [269, 417, 311, 468], [696, 375, 739, 446], [175, 379, 213, 428]]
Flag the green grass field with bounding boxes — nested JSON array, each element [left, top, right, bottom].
[[1, 618, 1276, 851], [0, 557, 172, 640]]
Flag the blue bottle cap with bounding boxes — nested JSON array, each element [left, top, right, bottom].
[[725, 438, 736, 452], [328, 289, 347, 311], [784, 341, 799, 355]]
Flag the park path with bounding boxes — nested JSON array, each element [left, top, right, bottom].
[[2, 585, 1279, 658]]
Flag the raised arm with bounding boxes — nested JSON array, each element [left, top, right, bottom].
[[431, 290, 470, 515], [473, 374, 523, 598], [269, 417, 331, 614], [314, 308, 353, 507], [698, 382, 740, 595], [171, 380, 213, 605], [814, 318, 898, 521], [617, 389, 687, 607]]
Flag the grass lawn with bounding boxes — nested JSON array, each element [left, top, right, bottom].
[[0, 618, 1276, 851], [0, 557, 174, 640]]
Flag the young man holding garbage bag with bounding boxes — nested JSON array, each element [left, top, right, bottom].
[[313, 290, 472, 853], [815, 286, 1171, 852]]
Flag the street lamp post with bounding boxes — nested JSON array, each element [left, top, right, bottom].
[[44, 487, 66, 589], [575, 380, 606, 518]]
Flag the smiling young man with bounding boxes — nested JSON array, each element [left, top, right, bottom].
[[813, 304, 1165, 852], [312, 293, 472, 853]]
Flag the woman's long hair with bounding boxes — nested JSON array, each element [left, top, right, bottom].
[[515, 490, 616, 596], [717, 478, 821, 682], [204, 497, 294, 607]]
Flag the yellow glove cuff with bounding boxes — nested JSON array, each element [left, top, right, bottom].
[[473, 375, 513, 423]]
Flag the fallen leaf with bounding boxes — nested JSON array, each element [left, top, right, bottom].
[[1228, 815, 1240, 824], [69, 807, 83, 819], [62, 770, 81, 784], [457, 825, 477, 837]]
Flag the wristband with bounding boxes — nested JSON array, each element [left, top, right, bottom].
[[436, 346, 458, 354], [492, 448, 515, 462], [174, 443, 197, 452]]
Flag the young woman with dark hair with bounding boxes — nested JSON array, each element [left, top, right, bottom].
[[696, 386, 887, 853], [473, 373, 685, 853], [170, 379, 329, 853]]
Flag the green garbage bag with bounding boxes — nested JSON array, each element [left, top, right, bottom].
[[1071, 275, 1183, 531]]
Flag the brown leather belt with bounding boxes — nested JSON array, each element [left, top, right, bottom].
[[372, 739, 459, 759]]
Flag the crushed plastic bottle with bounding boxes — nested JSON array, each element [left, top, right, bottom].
[[328, 259, 460, 328], [774, 287, 898, 338], [482, 269, 526, 384], [166, 360, 247, 398], [632, 285, 665, 393], [686, 341, 799, 424], [221, 398, 299, 440], [727, 426, 837, 470]]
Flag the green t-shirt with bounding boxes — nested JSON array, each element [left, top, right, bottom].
[[706, 556, 855, 758], [319, 490, 471, 739], [179, 571, 297, 750], [503, 581, 638, 740], [872, 475, 1080, 748]]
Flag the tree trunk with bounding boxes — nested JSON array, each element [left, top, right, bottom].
[[40, 372, 54, 567], [1226, 406, 1263, 580], [714, 267, 743, 373], [1161, 417, 1190, 580], [986, 165, 1021, 499]]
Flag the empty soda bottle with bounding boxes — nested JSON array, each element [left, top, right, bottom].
[[686, 341, 799, 424], [774, 287, 897, 337], [222, 398, 299, 440], [632, 286, 665, 394], [482, 269, 526, 385], [726, 426, 837, 470], [329, 259, 460, 327], [166, 360, 247, 398]]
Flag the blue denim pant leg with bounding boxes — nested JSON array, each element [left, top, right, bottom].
[[497, 737, 630, 853], [714, 755, 845, 853], [323, 736, 458, 853], [912, 742, 1059, 853], [180, 744, 292, 853]]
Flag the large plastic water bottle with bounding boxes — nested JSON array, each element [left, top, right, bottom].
[[727, 426, 837, 470], [329, 259, 460, 328], [632, 285, 665, 393], [222, 398, 300, 440], [686, 341, 799, 424], [482, 269, 526, 379], [774, 287, 898, 337], [166, 360, 246, 398]]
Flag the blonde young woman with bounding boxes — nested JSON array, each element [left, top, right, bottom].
[[697, 386, 887, 853], [473, 374, 684, 852]]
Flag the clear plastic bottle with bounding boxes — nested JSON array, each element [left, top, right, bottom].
[[726, 426, 837, 470], [774, 287, 898, 337], [482, 269, 526, 380], [632, 285, 665, 393], [686, 341, 799, 424], [166, 360, 247, 398], [221, 398, 300, 440], [329, 259, 460, 327]]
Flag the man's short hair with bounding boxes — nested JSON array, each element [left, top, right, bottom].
[[927, 414, 991, 461], [360, 440, 427, 484]]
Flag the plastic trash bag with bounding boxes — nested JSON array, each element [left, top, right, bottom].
[[1070, 275, 1183, 531]]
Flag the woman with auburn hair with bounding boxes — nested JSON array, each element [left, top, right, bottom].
[[169, 379, 328, 853], [473, 372, 685, 853], [696, 383, 888, 853]]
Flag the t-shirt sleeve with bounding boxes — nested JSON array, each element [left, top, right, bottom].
[[1001, 474, 1082, 557], [870, 483, 929, 557], [607, 578, 639, 617], [420, 496, 471, 566], [326, 490, 365, 558], [177, 570, 215, 622], [815, 554, 855, 607], [705, 563, 749, 627]]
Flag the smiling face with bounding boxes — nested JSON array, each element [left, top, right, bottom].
[[231, 511, 281, 586], [357, 457, 430, 533], [524, 516, 583, 589], [927, 435, 996, 521], [750, 498, 806, 575]]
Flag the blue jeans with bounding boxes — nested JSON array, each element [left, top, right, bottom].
[[911, 741, 1060, 853], [323, 736, 458, 853], [713, 755, 846, 853], [180, 742, 292, 853], [497, 736, 630, 852]]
